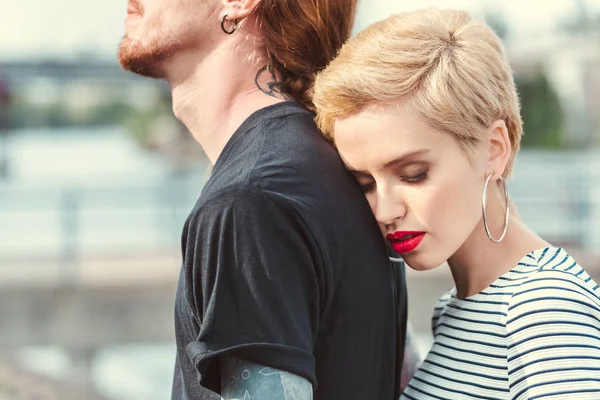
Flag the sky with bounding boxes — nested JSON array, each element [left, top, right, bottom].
[[2, 0, 599, 61]]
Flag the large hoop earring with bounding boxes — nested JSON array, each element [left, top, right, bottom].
[[482, 173, 510, 243], [221, 15, 238, 34]]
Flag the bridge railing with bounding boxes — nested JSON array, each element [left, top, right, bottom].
[[1, 150, 600, 285], [0, 176, 202, 284]]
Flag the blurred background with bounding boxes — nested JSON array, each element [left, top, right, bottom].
[[2, 0, 600, 398]]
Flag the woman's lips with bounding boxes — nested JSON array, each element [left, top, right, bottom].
[[386, 231, 426, 254]]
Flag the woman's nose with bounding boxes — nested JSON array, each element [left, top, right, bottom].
[[372, 187, 406, 228]]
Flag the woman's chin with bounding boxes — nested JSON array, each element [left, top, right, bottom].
[[403, 253, 446, 272]]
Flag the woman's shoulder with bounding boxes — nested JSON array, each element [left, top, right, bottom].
[[506, 247, 600, 331], [504, 248, 600, 398], [509, 247, 599, 301]]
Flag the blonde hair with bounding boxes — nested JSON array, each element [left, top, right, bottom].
[[312, 8, 523, 177]]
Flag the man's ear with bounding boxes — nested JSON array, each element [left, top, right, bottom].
[[219, 0, 262, 21]]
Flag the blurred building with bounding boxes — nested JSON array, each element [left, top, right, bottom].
[[507, 30, 600, 147]]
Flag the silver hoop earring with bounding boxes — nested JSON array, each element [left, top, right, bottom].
[[389, 256, 404, 263], [482, 173, 510, 243], [221, 15, 238, 34]]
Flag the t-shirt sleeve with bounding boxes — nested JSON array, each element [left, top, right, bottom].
[[506, 270, 600, 400], [182, 186, 323, 394]]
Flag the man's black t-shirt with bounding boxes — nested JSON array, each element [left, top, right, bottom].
[[171, 102, 406, 400]]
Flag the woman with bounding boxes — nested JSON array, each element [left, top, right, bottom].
[[313, 8, 600, 400]]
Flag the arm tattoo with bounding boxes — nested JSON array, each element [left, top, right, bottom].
[[255, 66, 288, 100], [221, 357, 313, 400]]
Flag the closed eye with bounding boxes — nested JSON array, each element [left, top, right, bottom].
[[403, 171, 428, 184], [360, 181, 375, 193]]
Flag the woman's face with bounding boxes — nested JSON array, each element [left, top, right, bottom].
[[334, 104, 490, 270]]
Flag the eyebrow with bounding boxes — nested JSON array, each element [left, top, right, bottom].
[[347, 149, 431, 175]]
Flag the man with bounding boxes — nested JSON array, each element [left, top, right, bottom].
[[118, 1, 409, 398]]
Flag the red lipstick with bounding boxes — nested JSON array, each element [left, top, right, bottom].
[[386, 231, 425, 254]]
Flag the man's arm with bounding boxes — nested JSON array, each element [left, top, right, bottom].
[[221, 358, 313, 400], [218, 327, 423, 400], [184, 187, 320, 393]]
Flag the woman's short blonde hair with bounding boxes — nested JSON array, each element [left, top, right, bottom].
[[312, 8, 523, 177]]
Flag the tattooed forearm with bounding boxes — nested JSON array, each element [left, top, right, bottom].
[[220, 357, 312, 400], [255, 66, 288, 100]]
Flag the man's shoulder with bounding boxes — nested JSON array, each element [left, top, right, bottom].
[[189, 176, 321, 236], [190, 100, 381, 249], [243, 101, 319, 146], [252, 102, 339, 166], [212, 102, 337, 191], [194, 181, 276, 212]]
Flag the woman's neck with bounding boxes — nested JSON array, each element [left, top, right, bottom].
[[447, 208, 550, 299]]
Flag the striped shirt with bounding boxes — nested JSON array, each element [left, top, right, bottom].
[[401, 247, 600, 400]]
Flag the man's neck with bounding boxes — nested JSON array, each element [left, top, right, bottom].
[[164, 43, 287, 165]]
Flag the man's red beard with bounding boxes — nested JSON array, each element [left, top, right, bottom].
[[118, 0, 168, 77], [118, 34, 171, 79]]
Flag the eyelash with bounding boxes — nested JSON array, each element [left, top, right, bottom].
[[360, 182, 375, 193], [404, 171, 428, 184], [360, 171, 428, 193]]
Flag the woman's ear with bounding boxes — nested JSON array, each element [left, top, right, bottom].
[[485, 119, 511, 179]]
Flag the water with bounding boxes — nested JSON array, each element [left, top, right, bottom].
[[2, 127, 600, 257], [17, 344, 175, 400], [0, 126, 207, 257], [2, 127, 204, 399], [4, 126, 175, 184]]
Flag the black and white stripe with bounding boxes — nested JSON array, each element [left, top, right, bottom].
[[402, 247, 600, 400]]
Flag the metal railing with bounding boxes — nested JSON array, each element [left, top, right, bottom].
[[1, 150, 600, 283], [0, 175, 203, 282]]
